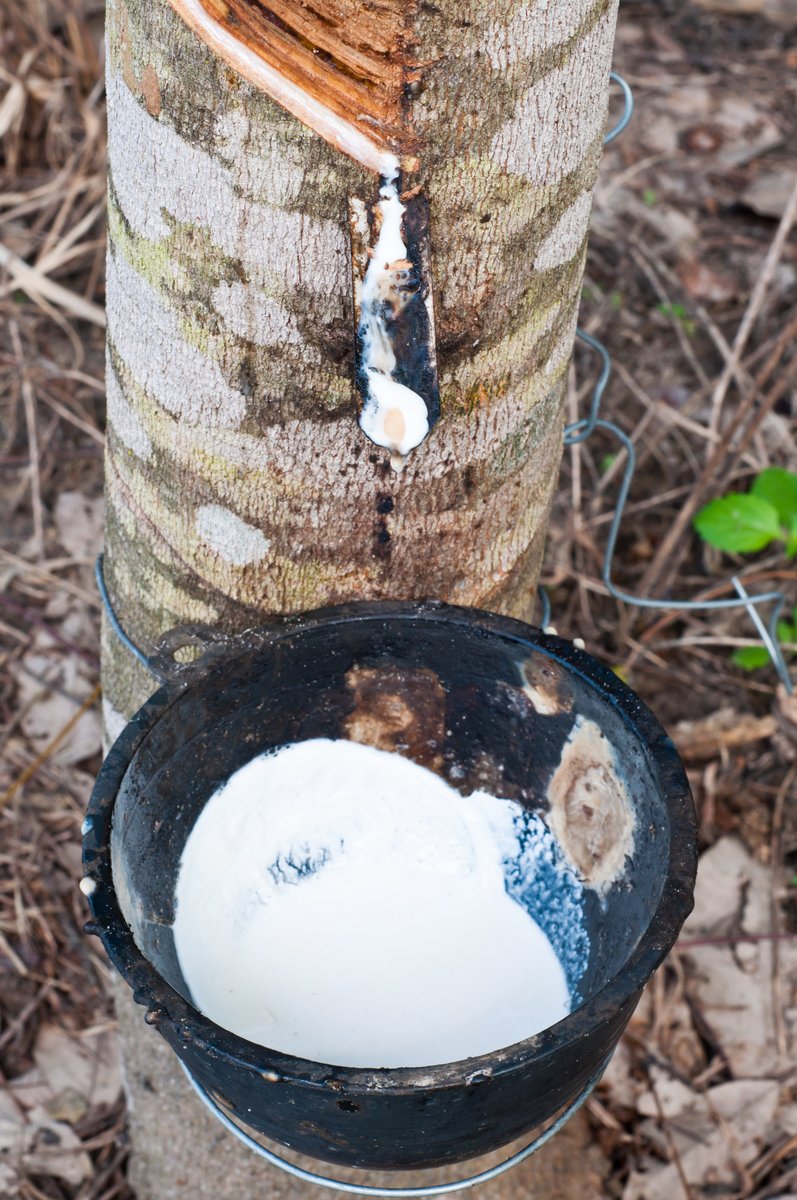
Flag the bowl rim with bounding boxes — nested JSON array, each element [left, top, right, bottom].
[[83, 599, 697, 1095]]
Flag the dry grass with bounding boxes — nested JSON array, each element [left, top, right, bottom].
[[0, 0, 796, 1197], [0, 4, 121, 1196]]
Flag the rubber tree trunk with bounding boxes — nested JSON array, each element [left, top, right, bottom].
[[102, 0, 619, 1195]]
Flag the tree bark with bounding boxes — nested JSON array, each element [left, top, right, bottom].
[[102, 0, 619, 1194]]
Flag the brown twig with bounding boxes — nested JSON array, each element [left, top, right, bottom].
[[645, 1061, 696, 1200], [9, 321, 44, 560], [636, 310, 797, 602], [0, 240, 106, 327], [0, 548, 100, 607], [630, 245, 710, 389], [769, 764, 796, 1060], [1, 682, 101, 807], [632, 240, 754, 404], [707, 175, 797, 445]]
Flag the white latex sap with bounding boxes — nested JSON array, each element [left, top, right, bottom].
[[173, 738, 571, 1068], [358, 177, 429, 464]]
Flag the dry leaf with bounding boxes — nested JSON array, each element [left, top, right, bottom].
[[53, 491, 105, 561], [22, 1107, 92, 1187], [45, 1086, 88, 1125], [0, 1163, 19, 1196], [10, 630, 101, 765], [636, 1065, 698, 1120], [672, 707, 776, 761], [0, 1091, 24, 1155], [677, 260, 737, 305], [8, 1069, 51, 1113], [742, 169, 797, 219], [694, 0, 797, 27], [0, 1089, 92, 1190], [625, 1079, 780, 1200], [33, 1025, 122, 1111], [600, 1039, 638, 1110], [695, 97, 782, 167], [680, 837, 797, 1077], [641, 86, 782, 168]]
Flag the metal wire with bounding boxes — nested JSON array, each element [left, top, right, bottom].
[[557, 391, 794, 693], [548, 68, 793, 693], [536, 585, 552, 630], [605, 71, 635, 145], [566, 329, 612, 446], [732, 576, 787, 678], [180, 1056, 609, 1198], [95, 553, 152, 673]]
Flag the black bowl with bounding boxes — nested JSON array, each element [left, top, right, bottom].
[[82, 601, 696, 1170]]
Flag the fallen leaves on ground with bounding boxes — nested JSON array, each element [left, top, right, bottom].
[[598, 836, 797, 1200]]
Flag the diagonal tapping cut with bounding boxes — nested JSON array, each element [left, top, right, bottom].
[[167, 0, 439, 460], [167, 0, 419, 174]]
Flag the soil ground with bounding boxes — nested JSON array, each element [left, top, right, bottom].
[[0, 1, 796, 1196]]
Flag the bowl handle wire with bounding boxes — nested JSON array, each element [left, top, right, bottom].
[[179, 1053, 611, 1197]]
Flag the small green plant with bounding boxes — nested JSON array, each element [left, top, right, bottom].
[[656, 302, 696, 337], [694, 468, 797, 557], [730, 607, 797, 670], [693, 467, 797, 672]]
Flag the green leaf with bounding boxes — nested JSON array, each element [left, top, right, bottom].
[[777, 620, 795, 643], [786, 514, 797, 560], [751, 467, 797, 525], [732, 645, 773, 670], [693, 494, 782, 554]]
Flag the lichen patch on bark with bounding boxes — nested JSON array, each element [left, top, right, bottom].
[[107, 69, 350, 298], [195, 504, 271, 564], [547, 716, 635, 892], [106, 251, 248, 428]]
